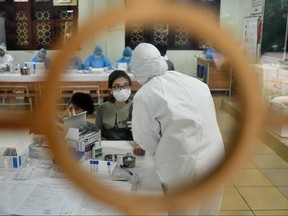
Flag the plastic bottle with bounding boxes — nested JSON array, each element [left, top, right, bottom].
[[4, 159, 9, 170], [92, 141, 102, 158], [107, 161, 111, 174], [95, 160, 99, 172], [89, 160, 94, 172]]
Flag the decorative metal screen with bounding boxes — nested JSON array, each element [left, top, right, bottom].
[[128, 24, 145, 47], [36, 10, 50, 20], [35, 10, 51, 46], [59, 10, 74, 43], [36, 22, 52, 46], [0, 1, 78, 49], [15, 11, 30, 46], [125, 0, 220, 50], [59, 10, 73, 20], [175, 25, 190, 46], [153, 23, 169, 45]]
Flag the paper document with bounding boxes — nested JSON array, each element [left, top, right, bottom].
[[63, 111, 87, 130]]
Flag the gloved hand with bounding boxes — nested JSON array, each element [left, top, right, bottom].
[[88, 67, 93, 71], [127, 121, 132, 131], [103, 67, 109, 72], [133, 143, 145, 156], [0, 64, 6, 71]]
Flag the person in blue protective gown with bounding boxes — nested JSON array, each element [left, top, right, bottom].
[[83, 45, 112, 70], [68, 55, 83, 70], [28, 48, 52, 69], [116, 46, 132, 70]]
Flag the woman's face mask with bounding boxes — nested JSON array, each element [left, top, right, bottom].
[[124, 56, 131, 61], [94, 55, 102, 60], [113, 88, 131, 102]]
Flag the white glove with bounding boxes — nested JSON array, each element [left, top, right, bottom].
[[0, 64, 6, 70], [127, 121, 132, 131], [104, 67, 109, 72]]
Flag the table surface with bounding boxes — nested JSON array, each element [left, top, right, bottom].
[[0, 140, 164, 215], [0, 70, 136, 82]]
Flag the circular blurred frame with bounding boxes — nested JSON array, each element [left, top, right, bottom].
[[1, 1, 262, 215]]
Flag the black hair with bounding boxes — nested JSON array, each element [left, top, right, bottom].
[[155, 44, 167, 57], [68, 92, 94, 115], [108, 70, 132, 103]]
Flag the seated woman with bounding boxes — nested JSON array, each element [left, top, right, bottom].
[[95, 70, 144, 155], [96, 70, 132, 140]]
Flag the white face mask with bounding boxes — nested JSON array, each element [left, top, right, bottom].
[[113, 88, 131, 102]]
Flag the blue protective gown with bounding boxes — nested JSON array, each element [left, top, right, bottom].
[[83, 55, 112, 70], [28, 56, 52, 69]]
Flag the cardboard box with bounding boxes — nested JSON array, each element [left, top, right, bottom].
[[0, 130, 30, 168], [24, 62, 45, 75], [65, 124, 101, 160]]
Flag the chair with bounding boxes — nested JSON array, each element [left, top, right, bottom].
[[55, 81, 101, 110], [0, 82, 33, 111]]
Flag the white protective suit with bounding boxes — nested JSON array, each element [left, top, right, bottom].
[[0, 44, 14, 71], [131, 43, 225, 215]]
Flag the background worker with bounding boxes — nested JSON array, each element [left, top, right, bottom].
[[131, 43, 225, 215], [95, 70, 145, 155], [68, 55, 83, 70], [84, 45, 112, 70], [28, 48, 52, 69], [0, 43, 14, 72], [116, 46, 132, 71], [155, 43, 175, 70], [95, 70, 133, 140]]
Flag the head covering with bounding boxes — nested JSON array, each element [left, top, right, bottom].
[[93, 45, 103, 55], [131, 43, 168, 85], [37, 48, 47, 59], [123, 46, 132, 57], [69, 92, 94, 115], [0, 43, 7, 53], [155, 44, 167, 57], [108, 70, 131, 88]]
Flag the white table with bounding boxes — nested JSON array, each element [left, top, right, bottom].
[[0, 140, 164, 215], [0, 71, 136, 82], [0, 71, 140, 110]]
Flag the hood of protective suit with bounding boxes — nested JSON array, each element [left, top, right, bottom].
[[131, 43, 168, 85]]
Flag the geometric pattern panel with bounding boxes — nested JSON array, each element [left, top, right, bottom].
[[175, 25, 190, 46], [153, 23, 168, 45], [36, 22, 51, 46], [35, 10, 50, 20], [197, 9, 218, 48], [59, 21, 74, 43], [16, 22, 29, 46], [59, 10, 73, 20], [16, 11, 28, 21], [128, 24, 145, 47]]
